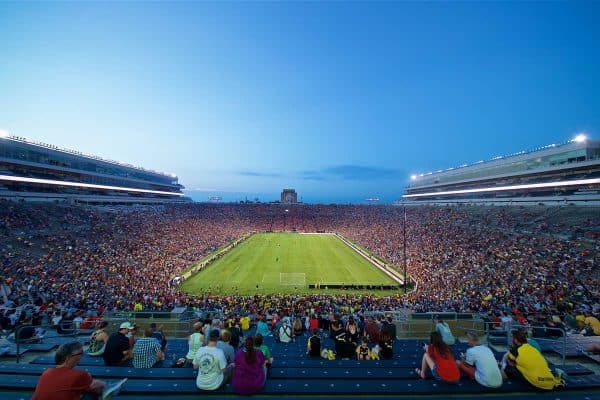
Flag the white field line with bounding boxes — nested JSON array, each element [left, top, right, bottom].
[[334, 233, 404, 286]]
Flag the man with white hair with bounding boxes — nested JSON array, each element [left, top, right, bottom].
[[456, 331, 502, 388]]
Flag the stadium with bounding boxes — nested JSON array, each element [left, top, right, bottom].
[[0, 133, 189, 204], [403, 134, 600, 205], [0, 136, 599, 400]]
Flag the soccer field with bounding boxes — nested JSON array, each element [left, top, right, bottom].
[[179, 233, 399, 295]]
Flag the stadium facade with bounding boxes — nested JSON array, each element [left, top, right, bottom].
[[402, 135, 600, 205], [0, 133, 189, 204]]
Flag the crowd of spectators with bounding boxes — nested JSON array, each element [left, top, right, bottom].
[[1, 202, 598, 329]]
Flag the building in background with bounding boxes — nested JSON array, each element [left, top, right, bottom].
[[0, 133, 189, 204], [402, 134, 600, 205], [281, 188, 298, 204]]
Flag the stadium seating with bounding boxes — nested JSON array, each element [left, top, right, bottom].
[[1, 392, 598, 400], [2, 373, 600, 396], [2, 335, 600, 400]]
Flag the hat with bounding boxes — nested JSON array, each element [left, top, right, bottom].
[[119, 322, 133, 330]]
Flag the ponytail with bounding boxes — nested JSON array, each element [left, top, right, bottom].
[[245, 336, 256, 363]]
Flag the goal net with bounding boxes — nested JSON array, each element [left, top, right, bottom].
[[279, 272, 306, 286]]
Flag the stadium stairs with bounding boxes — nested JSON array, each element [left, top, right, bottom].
[[1, 331, 599, 399]]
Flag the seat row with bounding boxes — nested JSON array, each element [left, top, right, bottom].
[[1, 373, 600, 396], [0, 361, 594, 379]]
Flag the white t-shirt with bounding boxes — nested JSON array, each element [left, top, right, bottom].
[[465, 344, 503, 388], [186, 332, 204, 360], [193, 346, 227, 390]]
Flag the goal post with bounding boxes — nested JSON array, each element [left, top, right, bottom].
[[279, 272, 306, 286]]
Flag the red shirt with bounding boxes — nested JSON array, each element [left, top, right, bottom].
[[309, 318, 319, 331], [79, 317, 98, 329], [32, 367, 93, 400], [428, 346, 460, 383]]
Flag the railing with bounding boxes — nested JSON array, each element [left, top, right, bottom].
[[395, 318, 484, 339], [105, 310, 178, 320], [99, 319, 193, 339], [410, 312, 479, 321], [13, 319, 194, 363], [485, 322, 567, 366], [15, 321, 81, 364]]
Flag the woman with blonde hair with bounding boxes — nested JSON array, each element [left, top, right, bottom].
[[293, 317, 303, 336], [87, 321, 109, 356], [185, 321, 204, 365]]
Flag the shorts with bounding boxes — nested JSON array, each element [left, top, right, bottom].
[[431, 365, 459, 384], [504, 364, 525, 381]]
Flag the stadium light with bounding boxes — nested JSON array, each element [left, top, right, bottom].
[[410, 175, 417, 181], [0, 130, 9, 138], [572, 133, 587, 143], [402, 177, 600, 198], [0, 175, 185, 196]]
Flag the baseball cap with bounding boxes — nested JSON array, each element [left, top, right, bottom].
[[119, 322, 133, 330]]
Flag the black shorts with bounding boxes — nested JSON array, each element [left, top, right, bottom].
[[504, 364, 525, 382]]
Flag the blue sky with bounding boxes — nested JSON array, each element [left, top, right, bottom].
[[1, 2, 599, 203]]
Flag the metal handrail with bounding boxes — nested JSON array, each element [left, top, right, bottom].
[[99, 319, 193, 339], [15, 321, 80, 364], [409, 312, 483, 321], [484, 322, 567, 366], [395, 319, 484, 339]]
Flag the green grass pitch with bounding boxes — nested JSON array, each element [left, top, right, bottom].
[[179, 232, 400, 295]]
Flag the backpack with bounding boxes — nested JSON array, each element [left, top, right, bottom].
[[308, 335, 321, 356], [280, 325, 293, 342]]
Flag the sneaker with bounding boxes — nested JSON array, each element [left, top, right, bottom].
[[103, 378, 128, 400], [554, 368, 565, 379]]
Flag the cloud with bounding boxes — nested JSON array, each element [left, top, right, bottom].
[[300, 165, 404, 181], [236, 170, 283, 178], [233, 165, 405, 182], [182, 188, 223, 192], [298, 170, 328, 181]]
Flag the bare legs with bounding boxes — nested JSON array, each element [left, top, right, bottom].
[[416, 352, 435, 379]]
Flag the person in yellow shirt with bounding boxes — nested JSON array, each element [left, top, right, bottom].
[[501, 329, 563, 390], [581, 313, 600, 336], [240, 315, 251, 331], [133, 302, 143, 312]]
